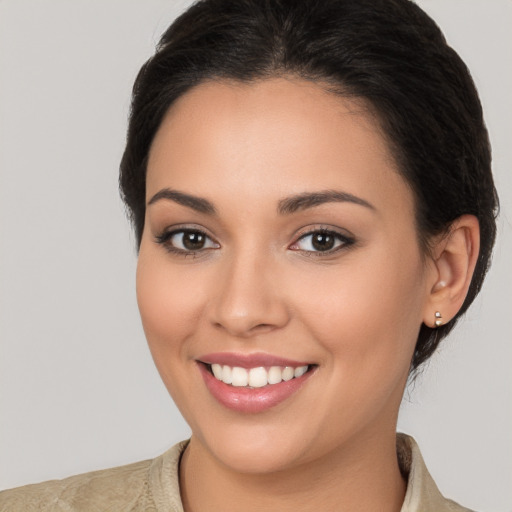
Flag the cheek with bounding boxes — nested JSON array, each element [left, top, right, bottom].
[[284, 248, 425, 441], [135, 250, 216, 425], [294, 244, 425, 371], [136, 252, 206, 361]]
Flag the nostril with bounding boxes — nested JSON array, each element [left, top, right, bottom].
[[213, 320, 278, 337]]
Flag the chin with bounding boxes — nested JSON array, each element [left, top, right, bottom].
[[184, 410, 317, 474], [200, 429, 306, 474]]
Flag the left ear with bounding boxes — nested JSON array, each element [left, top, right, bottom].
[[423, 215, 480, 328]]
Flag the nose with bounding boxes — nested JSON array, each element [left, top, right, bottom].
[[209, 250, 290, 338]]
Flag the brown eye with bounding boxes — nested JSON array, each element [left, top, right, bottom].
[[181, 231, 207, 250], [291, 229, 354, 254], [311, 232, 336, 251], [156, 229, 220, 253]]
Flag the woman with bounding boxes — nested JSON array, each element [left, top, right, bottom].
[[0, 0, 504, 510]]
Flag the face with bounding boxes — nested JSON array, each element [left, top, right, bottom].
[[137, 78, 433, 473]]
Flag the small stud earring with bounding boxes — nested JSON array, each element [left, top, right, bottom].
[[434, 311, 442, 327]]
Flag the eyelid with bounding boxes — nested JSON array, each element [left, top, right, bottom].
[[289, 226, 355, 254], [154, 224, 220, 255]]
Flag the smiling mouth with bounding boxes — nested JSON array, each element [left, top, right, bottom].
[[197, 355, 317, 412], [204, 363, 314, 388]]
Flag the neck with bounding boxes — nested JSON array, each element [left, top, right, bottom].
[[179, 428, 406, 512]]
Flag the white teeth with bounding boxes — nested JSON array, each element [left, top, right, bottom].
[[248, 367, 268, 388], [282, 366, 294, 381], [231, 367, 249, 387], [294, 366, 307, 378], [210, 364, 309, 387], [221, 365, 232, 384], [268, 366, 282, 385], [211, 364, 223, 379]]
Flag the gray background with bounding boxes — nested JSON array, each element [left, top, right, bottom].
[[0, 1, 510, 510]]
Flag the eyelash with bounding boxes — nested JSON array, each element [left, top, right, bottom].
[[155, 228, 219, 257], [154, 227, 355, 257], [290, 228, 355, 256]]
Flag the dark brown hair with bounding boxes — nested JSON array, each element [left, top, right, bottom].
[[120, 0, 498, 370]]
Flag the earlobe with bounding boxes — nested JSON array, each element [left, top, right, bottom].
[[424, 215, 480, 328]]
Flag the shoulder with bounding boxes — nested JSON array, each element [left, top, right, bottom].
[[0, 457, 154, 512], [0, 441, 188, 512], [398, 434, 476, 512]]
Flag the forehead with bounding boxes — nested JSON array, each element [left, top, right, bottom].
[[146, 78, 412, 217]]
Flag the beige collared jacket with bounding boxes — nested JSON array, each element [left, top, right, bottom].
[[0, 434, 474, 511]]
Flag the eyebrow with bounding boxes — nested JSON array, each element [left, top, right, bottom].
[[147, 188, 375, 216], [147, 188, 216, 215], [277, 190, 375, 214]]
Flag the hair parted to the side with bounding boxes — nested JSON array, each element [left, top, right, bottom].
[[120, 0, 498, 371]]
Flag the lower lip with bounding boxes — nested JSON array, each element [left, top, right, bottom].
[[198, 363, 315, 414]]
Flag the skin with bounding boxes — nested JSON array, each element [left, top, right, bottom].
[[136, 78, 479, 512]]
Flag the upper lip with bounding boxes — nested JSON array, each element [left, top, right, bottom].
[[198, 352, 312, 369]]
